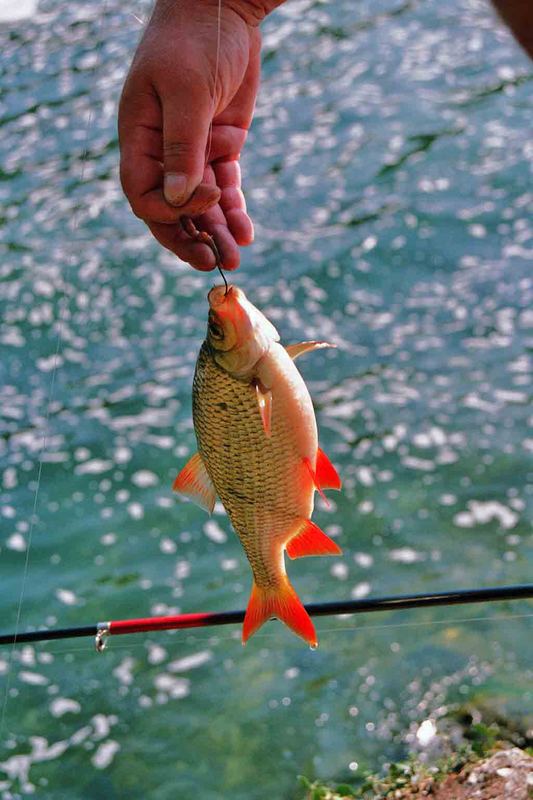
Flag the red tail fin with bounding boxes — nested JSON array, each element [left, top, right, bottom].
[[242, 576, 317, 647]]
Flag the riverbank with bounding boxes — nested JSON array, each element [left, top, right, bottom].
[[300, 746, 532, 799], [299, 708, 533, 799]]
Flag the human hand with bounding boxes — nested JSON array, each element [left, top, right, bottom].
[[119, 0, 278, 271]]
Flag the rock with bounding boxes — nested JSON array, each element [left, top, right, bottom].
[[433, 747, 533, 800]]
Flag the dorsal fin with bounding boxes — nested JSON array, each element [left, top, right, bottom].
[[286, 341, 336, 360]]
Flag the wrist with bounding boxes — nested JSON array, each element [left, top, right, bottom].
[[156, 0, 284, 26], [225, 0, 285, 25]]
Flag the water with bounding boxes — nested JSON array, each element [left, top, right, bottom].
[[0, 0, 532, 797]]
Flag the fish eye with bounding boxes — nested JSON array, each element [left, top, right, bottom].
[[208, 319, 224, 340]]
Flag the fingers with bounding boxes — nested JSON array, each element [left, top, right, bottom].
[[118, 20, 261, 271], [148, 221, 217, 271], [119, 74, 221, 224], [149, 157, 254, 271], [207, 124, 248, 162], [120, 123, 248, 226], [147, 163, 243, 271], [119, 117, 253, 269], [162, 76, 215, 207], [214, 160, 254, 246], [147, 202, 245, 272], [198, 203, 241, 270], [129, 180, 220, 224]]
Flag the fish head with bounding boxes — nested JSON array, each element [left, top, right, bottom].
[[206, 285, 280, 378]]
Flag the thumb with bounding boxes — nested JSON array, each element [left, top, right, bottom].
[[162, 88, 214, 207]]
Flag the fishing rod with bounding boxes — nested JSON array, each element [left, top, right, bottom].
[[0, 584, 531, 652]]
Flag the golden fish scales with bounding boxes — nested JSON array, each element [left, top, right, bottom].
[[174, 284, 342, 646], [194, 342, 305, 587]]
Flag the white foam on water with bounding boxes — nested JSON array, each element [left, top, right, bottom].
[[203, 519, 227, 543], [330, 562, 348, 580], [153, 674, 190, 699], [131, 469, 159, 488], [49, 698, 81, 718], [351, 582, 371, 599], [6, 533, 26, 552], [112, 658, 135, 687], [454, 500, 519, 530], [389, 547, 426, 564], [18, 671, 48, 686], [91, 740, 120, 770], [74, 459, 113, 475], [169, 650, 212, 673], [55, 588, 79, 606], [416, 719, 437, 747]]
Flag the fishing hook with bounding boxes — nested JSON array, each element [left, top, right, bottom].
[[180, 216, 229, 295]]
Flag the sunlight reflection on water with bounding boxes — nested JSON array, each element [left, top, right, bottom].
[[0, 0, 532, 797]]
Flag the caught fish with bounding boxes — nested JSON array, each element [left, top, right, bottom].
[[173, 285, 342, 646]]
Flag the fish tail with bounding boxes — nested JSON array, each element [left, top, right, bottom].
[[242, 576, 317, 647]]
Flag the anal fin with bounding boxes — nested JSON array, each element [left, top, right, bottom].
[[303, 448, 342, 505], [172, 452, 216, 514], [316, 447, 342, 490], [286, 518, 342, 559]]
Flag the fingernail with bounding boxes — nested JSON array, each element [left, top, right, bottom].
[[164, 172, 188, 205]]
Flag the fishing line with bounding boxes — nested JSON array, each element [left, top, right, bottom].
[[1, 4, 225, 728], [211, 0, 231, 295], [0, 383, 56, 735], [0, 4, 225, 727], [311, 611, 533, 638], [205, 0, 222, 167], [181, 0, 229, 291], [0, 2, 110, 740]]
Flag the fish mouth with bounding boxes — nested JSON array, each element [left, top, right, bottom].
[[207, 284, 234, 309], [208, 284, 240, 309], [207, 285, 249, 352]]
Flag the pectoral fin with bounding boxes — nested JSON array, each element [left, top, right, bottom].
[[286, 341, 336, 360], [172, 452, 216, 514], [254, 381, 272, 437], [286, 518, 342, 559]]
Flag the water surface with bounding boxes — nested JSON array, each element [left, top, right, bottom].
[[0, 0, 532, 797]]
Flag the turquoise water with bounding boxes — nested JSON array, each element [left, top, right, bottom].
[[0, 0, 532, 797]]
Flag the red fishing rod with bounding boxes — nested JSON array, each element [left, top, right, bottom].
[[0, 584, 531, 652]]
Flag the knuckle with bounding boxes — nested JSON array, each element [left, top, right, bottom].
[[163, 140, 195, 159]]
